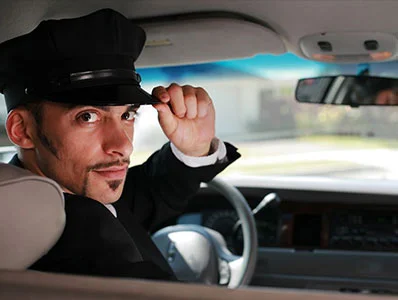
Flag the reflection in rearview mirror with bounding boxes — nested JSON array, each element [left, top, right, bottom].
[[295, 76, 398, 107]]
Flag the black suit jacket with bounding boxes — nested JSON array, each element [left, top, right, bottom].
[[10, 142, 240, 281]]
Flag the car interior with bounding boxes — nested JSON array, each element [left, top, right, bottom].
[[2, 0, 398, 299]]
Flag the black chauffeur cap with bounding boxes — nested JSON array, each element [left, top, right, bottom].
[[0, 8, 159, 112]]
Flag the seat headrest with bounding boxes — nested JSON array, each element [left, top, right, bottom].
[[0, 163, 65, 270]]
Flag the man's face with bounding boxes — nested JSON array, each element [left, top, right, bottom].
[[28, 101, 138, 204]]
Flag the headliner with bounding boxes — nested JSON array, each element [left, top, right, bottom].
[[1, 0, 397, 65]]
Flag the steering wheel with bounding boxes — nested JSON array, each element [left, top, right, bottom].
[[152, 177, 258, 288]]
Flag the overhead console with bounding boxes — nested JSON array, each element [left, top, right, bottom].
[[299, 32, 398, 63]]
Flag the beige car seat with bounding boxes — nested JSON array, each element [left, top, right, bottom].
[[0, 163, 65, 270]]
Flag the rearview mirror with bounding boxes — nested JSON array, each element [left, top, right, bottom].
[[295, 76, 398, 107]]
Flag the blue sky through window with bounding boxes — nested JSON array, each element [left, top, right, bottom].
[[138, 52, 398, 83]]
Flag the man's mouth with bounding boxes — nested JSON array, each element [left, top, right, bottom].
[[93, 166, 128, 180]]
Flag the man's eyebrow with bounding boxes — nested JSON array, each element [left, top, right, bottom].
[[94, 105, 141, 112], [94, 106, 111, 112], [126, 105, 141, 111]]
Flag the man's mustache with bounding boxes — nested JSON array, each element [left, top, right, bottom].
[[87, 159, 130, 172]]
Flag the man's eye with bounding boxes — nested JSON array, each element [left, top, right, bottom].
[[78, 112, 99, 123], [122, 111, 137, 121]]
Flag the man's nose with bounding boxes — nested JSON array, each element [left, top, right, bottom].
[[102, 121, 133, 158]]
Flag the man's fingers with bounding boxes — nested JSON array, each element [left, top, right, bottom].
[[153, 84, 212, 119], [153, 103, 177, 136], [152, 86, 170, 103], [196, 88, 212, 118], [182, 85, 197, 119], [167, 83, 186, 118]]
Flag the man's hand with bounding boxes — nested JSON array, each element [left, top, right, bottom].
[[152, 83, 215, 157]]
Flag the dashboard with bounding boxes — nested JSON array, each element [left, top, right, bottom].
[[178, 199, 398, 254], [171, 176, 398, 294]]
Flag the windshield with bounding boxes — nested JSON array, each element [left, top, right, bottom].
[[2, 53, 398, 180]]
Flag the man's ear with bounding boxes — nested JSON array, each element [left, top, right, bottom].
[[6, 109, 35, 149]]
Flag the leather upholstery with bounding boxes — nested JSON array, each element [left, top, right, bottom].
[[0, 163, 65, 269]]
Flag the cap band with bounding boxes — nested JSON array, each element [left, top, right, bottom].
[[25, 69, 142, 96], [70, 69, 141, 84]]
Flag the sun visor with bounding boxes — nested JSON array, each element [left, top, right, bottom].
[[135, 17, 286, 67], [300, 32, 398, 63]]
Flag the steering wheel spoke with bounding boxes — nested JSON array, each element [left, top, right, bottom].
[[204, 228, 247, 287], [227, 256, 245, 287]]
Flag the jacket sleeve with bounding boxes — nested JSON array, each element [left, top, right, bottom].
[[116, 142, 240, 231]]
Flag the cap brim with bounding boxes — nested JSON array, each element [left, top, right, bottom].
[[42, 84, 161, 106]]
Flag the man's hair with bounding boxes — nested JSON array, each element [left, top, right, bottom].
[[18, 99, 59, 157], [22, 100, 45, 127], [21, 99, 78, 126], [18, 99, 81, 158]]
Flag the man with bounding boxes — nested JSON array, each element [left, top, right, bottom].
[[0, 9, 240, 280]]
